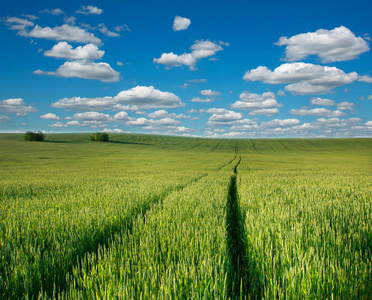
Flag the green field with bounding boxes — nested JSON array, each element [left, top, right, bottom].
[[0, 133, 371, 299]]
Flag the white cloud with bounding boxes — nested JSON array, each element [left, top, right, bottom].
[[73, 112, 111, 121], [64, 16, 76, 25], [114, 25, 131, 32], [41, 60, 119, 82], [98, 24, 120, 37], [368, 95, 372, 100], [358, 75, 372, 83], [190, 97, 214, 103], [44, 42, 104, 60], [126, 117, 181, 127], [0, 115, 11, 123], [21, 14, 39, 21], [76, 5, 103, 15], [337, 101, 354, 111], [261, 118, 300, 127], [5, 17, 34, 31], [147, 110, 189, 119], [366, 121, 372, 126], [147, 110, 169, 119], [153, 53, 196, 69], [154, 40, 223, 70], [173, 16, 191, 31], [40, 8, 64, 15], [48, 122, 66, 128], [244, 62, 358, 95], [290, 108, 346, 117], [0, 98, 37, 115], [114, 86, 184, 109], [103, 128, 124, 133], [52, 86, 184, 111], [40, 113, 60, 120], [22, 24, 101, 44], [248, 108, 279, 116], [231, 91, 281, 110], [276, 26, 369, 62], [207, 110, 243, 126], [310, 97, 336, 106], [113, 111, 129, 120], [200, 89, 221, 96]]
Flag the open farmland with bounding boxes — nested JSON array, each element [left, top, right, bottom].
[[0, 134, 371, 299]]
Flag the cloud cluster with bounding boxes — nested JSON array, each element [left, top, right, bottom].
[[35, 60, 119, 82], [244, 63, 358, 94], [173, 16, 191, 31], [154, 40, 223, 70], [276, 26, 369, 63], [40, 113, 60, 120], [231, 91, 281, 115], [0, 98, 38, 116], [21, 24, 101, 44], [200, 89, 220, 96], [290, 108, 346, 118], [52, 86, 185, 111], [76, 5, 103, 15], [44, 42, 104, 60]]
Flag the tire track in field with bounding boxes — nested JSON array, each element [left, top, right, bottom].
[[209, 141, 221, 152], [225, 155, 251, 299], [48, 156, 241, 298], [183, 140, 208, 151]]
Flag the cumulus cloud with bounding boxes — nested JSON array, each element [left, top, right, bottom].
[[98, 24, 120, 37], [0, 98, 38, 116], [52, 86, 184, 111], [20, 24, 101, 44], [248, 108, 279, 116], [190, 97, 214, 103], [103, 128, 124, 133], [76, 5, 103, 15], [0, 115, 11, 123], [276, 26, 369, 62], [72, 111, 111, 121], [261, 118, 300, 127], [40, 8, 64, 15], [126, 117, 181, 127], [244, 62, 358, 95], [207, 109, 243, 126], [358, 75, 372, 83], [40, 113, 60, 120], [5, 17, 34, 31], [290, 108, 346, 117], [154, 40, 223, 70], [37, 60, 120, 82], [44, 42, 104, 60], [114, 86, 185, 109], [199, 89, 221, 96], [113, 111, 129, 120], [173, 16, 191, 31], [231, 91, 281, 110], [310, 97, 336, 106], [337, 101, 354, 111]]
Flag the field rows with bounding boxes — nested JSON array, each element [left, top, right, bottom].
[[0, 134, 371, 299]]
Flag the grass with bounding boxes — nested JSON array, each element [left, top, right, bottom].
[[0, 133, 371, 299]]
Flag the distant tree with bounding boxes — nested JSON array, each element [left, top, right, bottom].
[[24, 131, 45, 141], [90, 132, 109, 142]]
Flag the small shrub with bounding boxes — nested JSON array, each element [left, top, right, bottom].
[[90, 132, 109, 142], [24, 131, 45, 141]]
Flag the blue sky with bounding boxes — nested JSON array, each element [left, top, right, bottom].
[[1, 0, 372, 137]]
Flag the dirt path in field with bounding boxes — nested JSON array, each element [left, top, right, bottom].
[[226, 155, 251, 299]]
